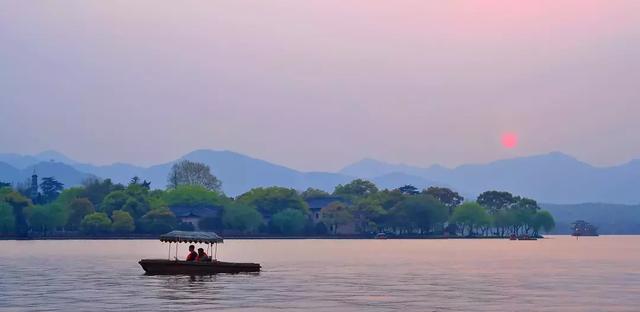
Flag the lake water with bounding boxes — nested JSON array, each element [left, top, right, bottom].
[[1, 236, 639, 311]]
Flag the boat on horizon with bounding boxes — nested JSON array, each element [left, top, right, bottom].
[[138, 231, 261, 275]]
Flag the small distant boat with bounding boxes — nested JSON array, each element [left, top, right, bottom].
[[139, 231, 261, 275], [517, 234, 537, 241], [509, 233, 537, 241], [571, 220, 599, 237], [375, 232, 388, 240]]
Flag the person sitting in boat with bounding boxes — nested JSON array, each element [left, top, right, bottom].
[[197, 248, 210, 262], [186, 245, 197, 261]]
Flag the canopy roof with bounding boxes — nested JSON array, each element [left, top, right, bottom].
[[159, 231, 224, 244]]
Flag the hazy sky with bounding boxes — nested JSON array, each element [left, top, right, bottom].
[[1, 1, 639, 171]]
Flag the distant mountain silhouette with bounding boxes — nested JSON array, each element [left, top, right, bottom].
[[0, 160, 94, 188], [341, 152, 640, 204], [0, 150, 78, 169], [62, 150, 355, 196], [2, 150, 640, 203], [542, 203, 640, 234]]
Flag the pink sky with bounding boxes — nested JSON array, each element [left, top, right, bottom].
[[1, 1, 639, 170]]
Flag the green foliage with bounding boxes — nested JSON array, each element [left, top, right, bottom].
[[2, 190, 31, 236], [55, 187, 84, 207], [449, 202, 491, 236], [26, 203, 67, 234], [111, 210, 135, 233], [223, 204, 263, 233], [477, 191, 517, 213], [100, 190, 128, 215], [533, 210, 555, 234], [100, 184, 150, 218], [390, 195, 448, 234], [320, 202, 353, 234], [300, 188, 331, 200], [80, 212, 112, 234], [333, 179, 378, 197], [0, 202, 15, 234], [148, 190, 168, 210], [369, 189, 406, 210], [39, 177, 64, 203], [81, 178, 124, 207], [351, 197, 386, 233], [167, 160, 222, 192], [397, 185, 419, 195], [237, 187, 308, 216], [423, 187, 464, 214], [139, 207, 177, 234], [67, 198, 95, 231], [270, 209, 306, 235], [163, 185, 227, 208]]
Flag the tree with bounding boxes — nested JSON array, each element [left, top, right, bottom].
[[163, 185, 228, 208], [0, 202, 15, 234], [532, 210, 555, 236], [27, 205, 51, 234], [100, 191, 128, 216], [397, 185, 419, 195], [67, 198, 95, 231], [350, 197, 386, 233], [100, 184, 151, 218], [320, 202, 353, 234], [81, 178, 124, 207], [167, 160, 222, 192], [80, 212, 112, 234], [477, 191, 517, 214], [270, 209, 306, 235], [139, 207, 177, 234], [111, 210, 135, 233], [423, 187, 464, 215], [449, 202, 490, 236], [300, 188, 331, 200], [237, 187, 308, 217], [369, 189, 406, 210], [39, 177, 64, 203], [56, 187, 84, 207], [0, 181, 11, 188], [389, 195, 448, 234], [2, 190, 31, 236], [333, 179, 378, 197], [223, 204, 263, 233]]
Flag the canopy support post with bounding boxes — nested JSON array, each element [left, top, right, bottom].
[[175, 243, 178, 260], [214, 243, 218, 261], [167, 242, 171, 260]]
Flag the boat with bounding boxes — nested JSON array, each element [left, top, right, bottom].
[[375, 232, 388, 239], [509, 233, 537, 240], [517, 234, 537, 241], [139, 231, 261, 275], [571, 220, 599, 237]]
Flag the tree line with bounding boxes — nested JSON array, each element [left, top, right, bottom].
[[0, 160, 554, 237]]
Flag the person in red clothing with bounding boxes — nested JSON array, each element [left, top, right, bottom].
[[186, 245, 197, 261]]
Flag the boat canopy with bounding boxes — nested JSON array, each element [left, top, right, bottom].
[[159, 231, 224, 244]]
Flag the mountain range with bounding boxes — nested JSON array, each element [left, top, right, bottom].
[[0, 149, 639, 204]]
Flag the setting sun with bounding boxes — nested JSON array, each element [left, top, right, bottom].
[[501, 133, 518, 149]]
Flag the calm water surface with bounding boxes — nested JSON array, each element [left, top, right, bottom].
[[1, 236, 639, 311]]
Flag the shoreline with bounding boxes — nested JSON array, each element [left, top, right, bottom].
[[0, 234, 538, 241]]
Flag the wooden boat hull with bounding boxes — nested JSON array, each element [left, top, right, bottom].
[[139, 259, 261, 275]]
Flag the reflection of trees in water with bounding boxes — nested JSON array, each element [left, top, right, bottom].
[[152, 275, 222, 302], [147, 273, 260, 305]]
